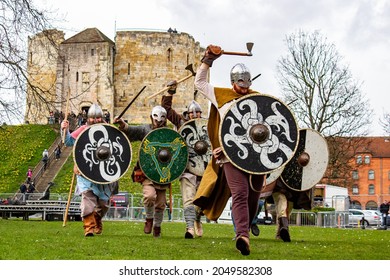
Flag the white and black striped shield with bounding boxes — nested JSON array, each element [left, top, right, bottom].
[[281, 128, 329, 191]]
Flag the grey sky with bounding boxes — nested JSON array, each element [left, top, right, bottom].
[[40, 0, 390, 135]]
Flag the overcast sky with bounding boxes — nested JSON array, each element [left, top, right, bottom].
[[39, 0, 390, 136]]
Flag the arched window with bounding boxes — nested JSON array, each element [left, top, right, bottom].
[[350, 200, 361, 209], [365, 201, 378, 210], [356, 155, 362, 164], [368, 184, 375, 195], [167, 48, 172, 62], [364, 155, 370, 164], [368, 170, 375, 180]]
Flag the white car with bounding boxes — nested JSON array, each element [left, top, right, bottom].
[[348, 209, 381, 227]]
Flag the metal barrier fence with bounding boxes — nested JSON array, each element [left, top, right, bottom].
[[290, 211, 351, 228]]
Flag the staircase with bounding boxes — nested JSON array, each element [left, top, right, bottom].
[[32, 122, 77, 193], [33, 144, 73, 192]]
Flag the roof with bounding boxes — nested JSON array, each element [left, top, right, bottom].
[[356, 137, 390, 157], [62, 28, 114, 45]]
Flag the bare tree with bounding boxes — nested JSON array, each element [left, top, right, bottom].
[[379, 111, 390, 135], [276, 30, 372, 137], [0, 0, 55, 125], [276, 30, 373, 187]]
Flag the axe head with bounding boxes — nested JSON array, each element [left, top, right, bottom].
[[246, 42, 254, 55], [185, 64, 196, 76]]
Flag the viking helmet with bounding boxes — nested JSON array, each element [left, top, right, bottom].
[[187, 100, 202, 115], [230, 63, 252, 88], [87, 104, 104, 119], [151, 105, 167, 122]]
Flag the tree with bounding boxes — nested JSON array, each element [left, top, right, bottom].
[[0, 0, 55, 125], [276, 30, 372, 137], [276, 30, 373, 187], [379, 111, 390, 135]]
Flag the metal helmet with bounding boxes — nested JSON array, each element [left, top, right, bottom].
[[230, 63, 252, 88], [151, 105, 167, 122], [187, 100, 202, 115], [87, 104, 104, 119]]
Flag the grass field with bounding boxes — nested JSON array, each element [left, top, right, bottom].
[[0, 219, 389, 260]]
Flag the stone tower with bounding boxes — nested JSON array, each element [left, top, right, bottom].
[[25, 29, 65, 124], [56, 28, 115, 118], [113, 29, 206, 124]]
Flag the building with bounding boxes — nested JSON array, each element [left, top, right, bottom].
[[348, 137, 390, 210], [25, 27, 206, 125]]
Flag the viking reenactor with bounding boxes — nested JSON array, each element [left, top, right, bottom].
[[161, 80, 211, 239], [265, 128, 329, 242], [193, 45, 267, 256], [114, 105, 170, 238], [61, 103, 114, 237]]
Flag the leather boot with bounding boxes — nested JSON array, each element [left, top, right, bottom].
[[279, 217, 291, 242], [153, 226, 161, 238], [94, 212, 103, 234], [83, 213, 96, 237], [144, 218, 153, 234]]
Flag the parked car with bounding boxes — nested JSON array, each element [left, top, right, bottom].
[[348, 209, 380, 227], [257, 211, 273, 225]]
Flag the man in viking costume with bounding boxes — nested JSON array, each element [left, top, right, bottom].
[[114, 105, 169, 238], [61, 103, 112, 237], [193, 45, 265, 255], [266, 179, 311, 242], [161, 81, 204, 239]]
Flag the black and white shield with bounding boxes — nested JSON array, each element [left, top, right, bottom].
[[178, 118, 212, 176], [281, 128, 329, 191], [73, 123, 132, 184], [219, 94, 299, 174]]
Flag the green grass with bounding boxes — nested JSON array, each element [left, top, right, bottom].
[[0, 219, 389, 260], [0, 124, 57, 193], [0, 124, 181, 196]]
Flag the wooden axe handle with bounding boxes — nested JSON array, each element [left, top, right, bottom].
[[222, 51, 253, 56], [146, 73, 194, 100]]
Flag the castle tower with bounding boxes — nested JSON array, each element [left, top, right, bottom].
[[56, 28, 115, 119], [113, 29, 206, 124], [25, 29, 65, 124]]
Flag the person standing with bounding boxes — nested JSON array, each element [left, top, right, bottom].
[[380, 200, 389, 229], [42, 149, 49, 170], [61, 103, 113, 237], [114, 105, 169, 238], [161, 80, 204, 239], [55, 144, 61, 160], [193, 45, 265, 255]]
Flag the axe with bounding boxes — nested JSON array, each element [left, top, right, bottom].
[[209, 42, 254, 57], [146, 64, 196, 100]]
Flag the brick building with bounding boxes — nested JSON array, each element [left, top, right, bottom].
[[348, 137, 390, 210]]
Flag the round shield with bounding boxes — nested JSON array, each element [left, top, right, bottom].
[[139, 127, 188, 184], [73, 123, 132, 184], [178, 118, 212, 176], [281, 128, 329, 191], [219, 93, 299, 174]]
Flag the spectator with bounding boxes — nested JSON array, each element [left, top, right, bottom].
[[104, 111, 111, 123], [26, 168, 32, 180], [380, 200, 389, 229], [42, 149, 49, 170], [55, 145, 61, 160], [19, 183, 27, 194]]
